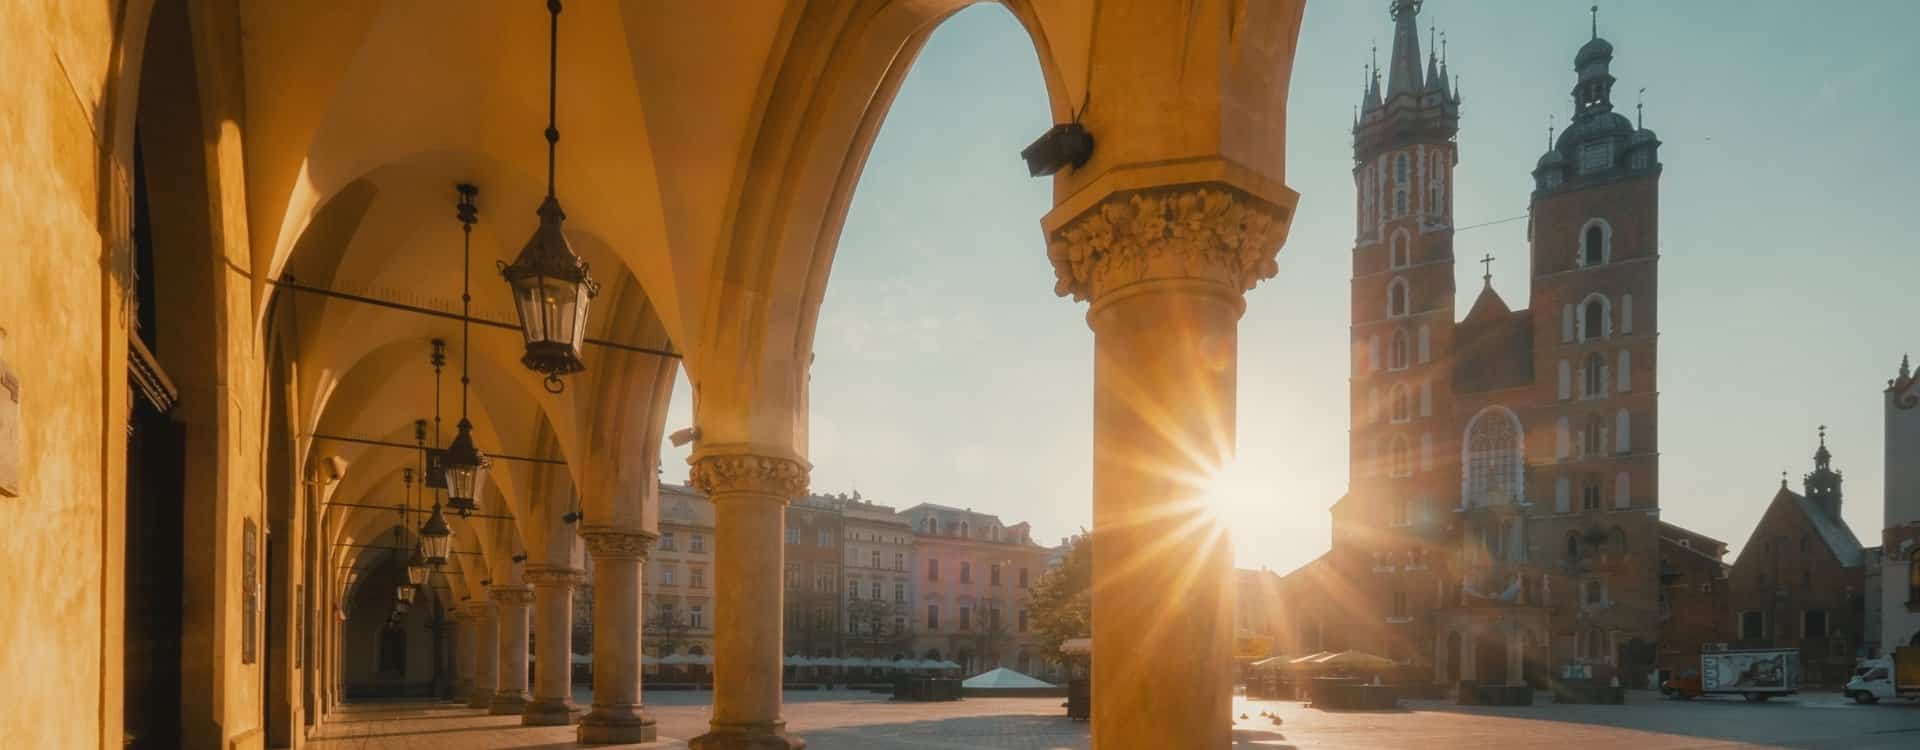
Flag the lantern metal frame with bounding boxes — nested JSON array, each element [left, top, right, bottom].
[[498, 0, 597, 393]]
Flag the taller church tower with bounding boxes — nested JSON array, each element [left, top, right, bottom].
[[1346, 0, 1459, 541]]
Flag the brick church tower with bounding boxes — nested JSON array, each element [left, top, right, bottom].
[[1306, 0, 1666, 685]]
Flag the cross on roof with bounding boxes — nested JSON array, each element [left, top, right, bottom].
[[1480, 253, 1496, 282]]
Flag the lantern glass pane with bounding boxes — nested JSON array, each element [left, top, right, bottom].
[[422, 533, 452, 564], [540, 276, 577, 347], [569, 283, 592, 351], [407, 564, 427, 587], [513, 281, 546, 345], [446, 464, 475, 502]]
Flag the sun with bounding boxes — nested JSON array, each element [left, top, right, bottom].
[[1199, 457, 1269, 533]]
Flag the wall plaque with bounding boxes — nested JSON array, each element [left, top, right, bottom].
[[243, 518, 259, 664], [0, 328, 20, 497]]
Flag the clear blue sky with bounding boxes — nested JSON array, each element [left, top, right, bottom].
[[665, 1, 1920, 573]]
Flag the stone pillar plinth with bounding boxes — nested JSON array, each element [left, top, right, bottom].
[[467, 603, 499, 708], [578, 528, 659, 745], [1046, 184, 1289, 750], [688, 451, 809, 750], [489, 586, 535, 715], [523, 567, 585, 726]]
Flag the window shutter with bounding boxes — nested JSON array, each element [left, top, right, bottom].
[[1418, 325, 1431, 363], [1618, 350, 1631, 392], [1614, 472, 1631, 508], [1556, 418, 1570, 460], [1420, 381, 1432, 417], [1616, 409, 1631, 454], [1558, 360, 1571, 400], [1621, 294, 1634, 334], [1555, 478, 1572, 513], [1563, 304, 1575, 342]]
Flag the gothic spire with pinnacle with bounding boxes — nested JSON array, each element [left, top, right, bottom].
[[1385, 0, 1426, 101]]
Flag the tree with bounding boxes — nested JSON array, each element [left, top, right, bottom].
[[646, 603, 693, 658], [1030, 532, 1092, 667]]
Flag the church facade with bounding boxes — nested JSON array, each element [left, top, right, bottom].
[[1278, 0, 1667, 687]]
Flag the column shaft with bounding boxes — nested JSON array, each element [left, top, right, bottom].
[[1043, 183, 1290, 750], [579, 529, 658, 744], [689, 452, 808, 750], [490, 588, 533, 714], [1087, 279, 1240, 749], [524, 569, 583, 725], [468, 605, 498, 708]]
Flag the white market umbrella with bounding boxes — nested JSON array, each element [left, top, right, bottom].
[[961, 667, 1056, 689]]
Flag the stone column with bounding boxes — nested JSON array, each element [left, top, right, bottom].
[[467, 603, 498, 708], [578, 527, 659, 744], [1046, 184, 1288, 749], [1459, 626, 1477, 682], [1506, 631, 1526, 687], [489, 587, 534, 714], [689, 451, 809, 750], [1433, 630, 1450, 686], [523, 567, 585, 725], [452, 608, 475, 701]]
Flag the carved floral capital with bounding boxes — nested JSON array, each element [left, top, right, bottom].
[[488, 586, 536, 606], [688, 453, 809, 499], [1046, 183, 1289, 303], [579, 526, 656, 560]]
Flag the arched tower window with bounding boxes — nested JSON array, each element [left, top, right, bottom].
[[1388, 278, 1410, 318], [1389, 329, 1410, 370], [1579, 219, 1612, 267], [1393, 154, 1411, 217], [1583, 352, 1606, 398], [1582, 415, 1605, 457], [1463, 407, 1523, 506], [1580, 294, 1610, 341], [1428, 152, 1446, 217], [1390, 385, 1411, 423], [1389, 435, 1413, 478], [1390, 230, 1410, 269]]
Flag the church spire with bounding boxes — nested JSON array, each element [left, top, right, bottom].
[[1385, 0, 1426, 101]]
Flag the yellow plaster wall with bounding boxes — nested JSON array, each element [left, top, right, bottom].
[[0, 2, 289, 748], [0, 1, 122, 748]]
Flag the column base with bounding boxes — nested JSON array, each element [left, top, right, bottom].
[[487, 691, 530, 715], [521, 698, 579, 726], [466, 688, 492, 709], [578, 706, 658, 744], [690, 721, 805, 750]]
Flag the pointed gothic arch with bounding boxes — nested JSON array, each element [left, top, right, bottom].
[[1461, 406, 1524, 506]]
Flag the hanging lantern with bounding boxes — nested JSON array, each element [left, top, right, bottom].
[[500, 197, 596, 391], [419, 502, 453, 567], [396, 584, 416, 605], [405, 542, 429, 587], [442, 418, 489, 516], [499, 0, 597, 394]]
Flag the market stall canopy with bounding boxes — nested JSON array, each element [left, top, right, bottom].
[[1312, 650, 1397, 671], [961, 667, 1056, 689]]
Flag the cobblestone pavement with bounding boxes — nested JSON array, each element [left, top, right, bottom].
[[308, 689, 1920, 749]]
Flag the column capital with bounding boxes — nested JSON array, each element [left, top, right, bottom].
[[463, 602, 493, 619], [687, 447, 809, 499], [489, 586, 536, 606], [579, 526, 656, 560], [524, 566, 586, 588], [1044, 182, 1290, 304]]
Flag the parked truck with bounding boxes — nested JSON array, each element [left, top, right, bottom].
[[1661, 647, 1800, 701], [1844, 647, 1920, 704]]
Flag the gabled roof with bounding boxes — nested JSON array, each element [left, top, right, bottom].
[[1792, 491, 1865, 567], [1462, 283, 1512, 325], [1745, 486, 1865, 568]]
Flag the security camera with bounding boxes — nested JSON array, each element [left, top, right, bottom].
[[669, 426, 700, 448]]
